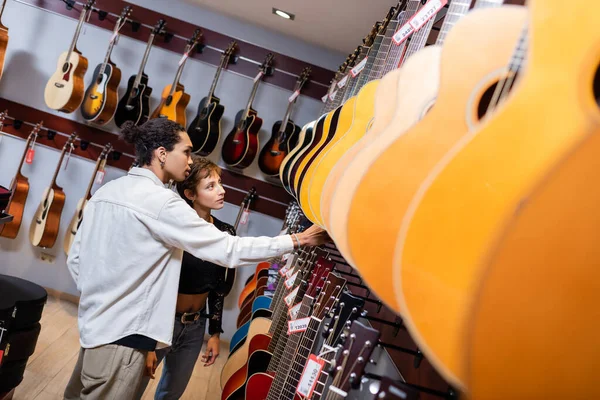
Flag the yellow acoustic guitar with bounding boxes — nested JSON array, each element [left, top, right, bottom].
[[150, 29, 201, 126], [394, 0, 598, 390], [335, 5, 527, 314]]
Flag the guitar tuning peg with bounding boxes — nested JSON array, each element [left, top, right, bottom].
[[369, 358, 377, 366], [349, 372, 361, 390]]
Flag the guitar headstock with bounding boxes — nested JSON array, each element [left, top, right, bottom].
[[113, 5, 132, 34], [119, 5, 132, 20], [188, 28, 203, 48], [65, 132, 78, 149], [324, 291, 366, 346], [296, 66, 311, 90], [330, 320, 380, 394], [364, 22, 381, 46], [306, 257, 336, 298], [248, 187, 258, 205], [29, 121, 43, 141], [259, 53, 275, 76], [84, 0, 96, 10], [152, 19, 167, 35], [99, 142, 113, 160], [313, 272, 346, 320], [0, 110, 8, 131], [224, 40, 237, 60]]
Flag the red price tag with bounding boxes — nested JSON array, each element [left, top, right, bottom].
[[296, 354, 326, 399], [95, 169, 105, 185], [288, 90, 300, 103], [25, 148, 35, 164], [240, 209, 250, 225]]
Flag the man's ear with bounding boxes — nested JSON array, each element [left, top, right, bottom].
[[184, 188, 195, 202]]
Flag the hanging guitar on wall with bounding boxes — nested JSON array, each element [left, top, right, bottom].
[[80, 6, 131, 125], [114, 19, 167, 127], [0, 0, 10, 82], [188, 40, 237, 156], [29, 133, 78, 248], [63, 143, 112, 255], [221, 53, 274, 169], [258, 66, 311, 177], [44, 0, 96, 113], [150, 28, 202, 126]]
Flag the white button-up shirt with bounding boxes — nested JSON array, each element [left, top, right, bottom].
[[67, 167, 294, 349]]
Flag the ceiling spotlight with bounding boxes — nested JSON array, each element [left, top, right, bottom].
[[272, 7, 295, 20]]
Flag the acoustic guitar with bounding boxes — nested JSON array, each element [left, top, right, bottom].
[[29, 133, 78, 248], [0, 0, 9, 82], [279, 121, 315, 196], [188, 41, 237, 155], [150, 29, 202, 126], [0, 115, 37, 240], [397, 0, 597, 393], [257, 66, 311, 176], [221, 53, 274, 169], [44, 0, 95, 113], [80, 6, 131, 125], [114, 19, 167, 127], [63, 143, 112, 255]]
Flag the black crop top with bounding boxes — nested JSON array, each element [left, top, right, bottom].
[[179, 216, 236, 336]]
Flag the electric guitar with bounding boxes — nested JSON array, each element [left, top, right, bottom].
[[258, 66, 311, 177], [29, 133, 78, 248], [0, 115, 36, 240], [63, 143, 112, 255], [221, 53, 274, 169], [44, 0, 95, 113], [188, 40, 237, 155], [0, 0, 9, 82], [150, 29, 202, 126], [114, 19, 166, 127], [80, 6, 131, 125]]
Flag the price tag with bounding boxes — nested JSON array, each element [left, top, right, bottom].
[[296, 354, 326, 398], [95, 169, 105, 185], [321, 94, 328, 103], [178, 51, 190, 67], [337, 74, 349, 89], [284, 271, 298, 289], [279, 265, 290, 277], [240, 209, 250, 225], [253, 71, 264, 83], [350, 57, 368, 77], [410, 0, 447, 31], [284, 286, 299, 307], [25, 148, 35, 164], [288, 302, 302, 319], [328, 90, 338, 101], [286, 267, 296, 278], [392, 21, 415, 45], [288, 90, 300, 103], [288, 317, 310, 335]]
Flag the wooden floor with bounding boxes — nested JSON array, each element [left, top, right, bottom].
[[13, 295, 228, 400]]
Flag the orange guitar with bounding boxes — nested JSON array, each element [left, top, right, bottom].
[[150, 29, 202, 126], [0, 116, 38, 239], [0, 0, 9, 82]]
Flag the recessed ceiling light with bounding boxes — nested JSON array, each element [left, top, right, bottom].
[[272, 7, 295, 20]]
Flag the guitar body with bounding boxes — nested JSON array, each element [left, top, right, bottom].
[[114, 73, 152, 127], [304, 80, 380, 225], [238, 262, 270, 308], [29, 185, 66, 248], [280, 122, 315, 195], [80, 62, 122, 125], [325, 47, 440, 249], [0, 26, 8, 81], [0, 176, 29, 239], [343, 6, 527, 313], [151, 83, 190, 126], [188, 96, 224, 155], [44, 50, 88, 113], [221, 109, 262, 169], [396, 2, 595, 388], [220, 317, 272, 388], [230, 304, 272, 353], [63, 198, 87, 255], [245, 372, 274, 400], [222, 334, 272, 400], [237, 276, 267, 328], [258, 120, 301, 176]]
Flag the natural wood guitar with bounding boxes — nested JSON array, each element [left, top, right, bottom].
[[29, 133, 78, 248], [0, 0, 10, 82], [80, 7, 130, 125], [0, 116, 37, 239], [43, 0, 95, 113], [150, 29, 202, 126], [63, 143, 112, 255]]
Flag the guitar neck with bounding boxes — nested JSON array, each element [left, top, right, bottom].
[[401, 4, 439, 64], [65, 6, 89, 64], [83, 156, 104, 201], [239, 78, 262, 126], [207, 55, 228, 101], [353, 36, 383, 94], [368, 15, 402, 81], [49, 143, 70, 188], [133, 32, 157, 88], [169, 62, 186, 97], [99, 37, 117, 76], [382, 0, 421, 75], [233, 198, 246, 229], [435, 0, 471, 46], [16, 135, 34, 178]]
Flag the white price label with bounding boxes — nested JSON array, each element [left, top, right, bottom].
[[337, 74, 349, 89], [253, 71, 264, 83], [284, 271, 298, 289], [240, 209, 250, 225], [328, 90, 338, 101], [392, 21, 415, 45], [178, 52, 190, 67], [410, 0, 447, 31], [288, 90, 300, 103], [296, 354, 326, 398], [95, 169, 105, 185], [284, 286, 299, 307], [288, 317, 310, 335], [321, 94, 328, 103], [286, 267, 296, 278], [289, 302, 302, 319], [279, 265, 290, 277], [350, 57, 368, 77]]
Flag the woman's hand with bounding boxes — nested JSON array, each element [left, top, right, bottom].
[[296, 225, 331, 247], [202, 335, 220, 366], [144, 351, 158, 379]]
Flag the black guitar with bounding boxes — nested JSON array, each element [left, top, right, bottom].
[[114, 19, 166, 127], [188, 41, 236, 155]]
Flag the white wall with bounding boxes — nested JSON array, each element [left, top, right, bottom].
[[0, 0, 339, 342]]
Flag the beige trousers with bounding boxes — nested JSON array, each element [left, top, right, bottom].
[[63, 345, 147, 400]]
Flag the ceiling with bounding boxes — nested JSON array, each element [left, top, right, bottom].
[[184, 0, 397, 54]]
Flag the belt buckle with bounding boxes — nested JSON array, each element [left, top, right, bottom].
[[180, 312, 200, 324]]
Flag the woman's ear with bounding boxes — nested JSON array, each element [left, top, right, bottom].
[[184, 188, 195, 202], [154, 146, 167, 163]]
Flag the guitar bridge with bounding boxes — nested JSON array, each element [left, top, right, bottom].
[[54, 83, 65, 88], [232, 140, 241, 144], [90, 95, 98, 100], [270, 150, 282, 156]]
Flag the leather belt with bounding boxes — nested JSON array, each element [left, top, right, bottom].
[[175, 310, 211, 325]]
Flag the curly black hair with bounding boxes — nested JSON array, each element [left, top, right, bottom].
[[119, 119, 185, 166]]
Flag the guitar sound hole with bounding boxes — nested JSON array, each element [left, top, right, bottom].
[[476, 74, 520, 121], [593, 62, 600, 107], [62, 63, 69, 73]]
